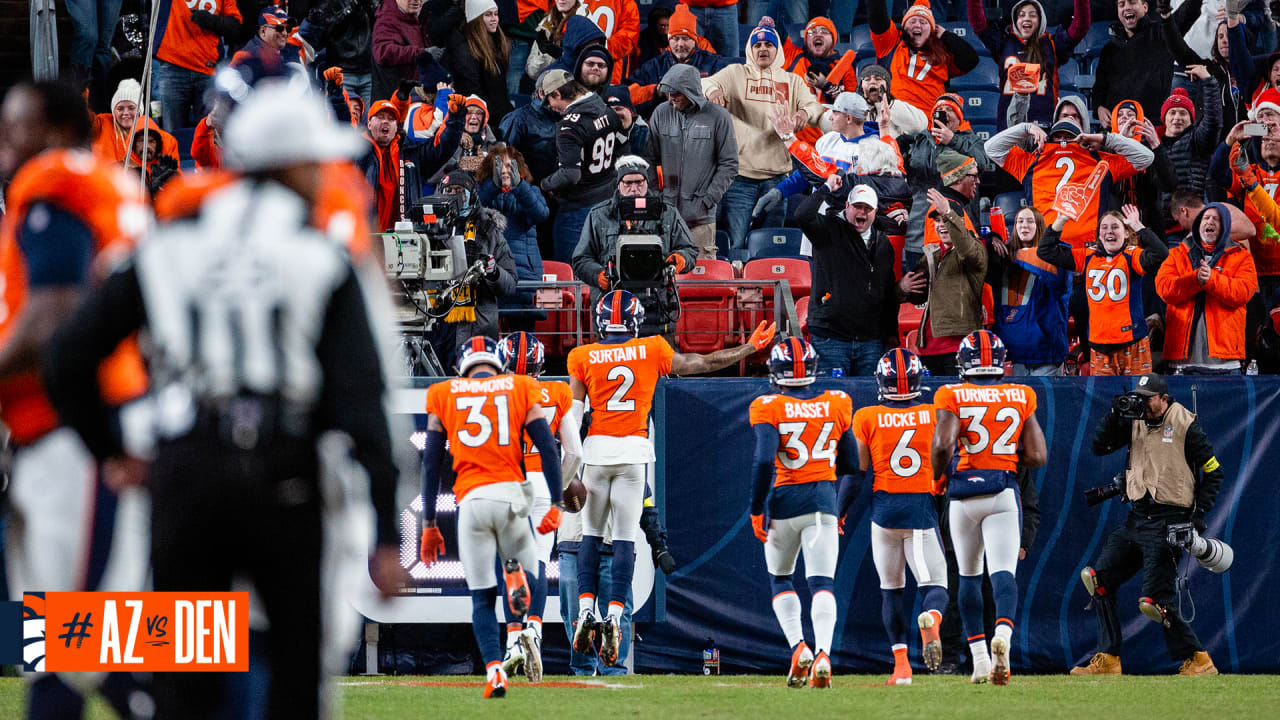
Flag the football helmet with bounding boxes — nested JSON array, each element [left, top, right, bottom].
[[457, 336, 505, 376], [876, 347, 924, 401], [498, 331, 545, 377], [595, 289, 645, 337], [767, 336, 818, 387], [956, 329, 1007, 378]]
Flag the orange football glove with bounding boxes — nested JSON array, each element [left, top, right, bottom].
[[932, 476, 948, 497], [665, 253, 687, 273], [447, 92, 466, 114], [750, 514, 768, 543], [420, 526, 445, 565], [537, 506, 563, 534], [323, 67, 344, 85], [747, 321, 777, 351], [838, 515, 846, 535], [596, 270, 610, 291]]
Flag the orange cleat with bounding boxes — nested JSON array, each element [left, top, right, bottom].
[[503, 559, 530, 617], [483, 664, 507, 698], [889, 647, 912, 685], [786, 642, 814, 688], [810, 651, 832, 689], [918, 610, 942, 672]]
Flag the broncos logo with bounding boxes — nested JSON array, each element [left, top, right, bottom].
[[23, 592, 45, 672]]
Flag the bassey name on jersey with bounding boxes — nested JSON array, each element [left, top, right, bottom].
[[952, 386, 1028, 404], [588, 345, 648, 364], [784, 401, 831, 419], [878, 409, 933, 429], [449, 376, 517, 393]]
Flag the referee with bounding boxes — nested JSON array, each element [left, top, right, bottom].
[[42, 81, 405, 719]]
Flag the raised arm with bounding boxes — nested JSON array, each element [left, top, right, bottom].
[[670, 322, 776, 375]]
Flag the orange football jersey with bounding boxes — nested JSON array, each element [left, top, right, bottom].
[[426, 373, 542, 501], [0, 149, 149, 443], [1001, 143, 1136, 249], [871, 27, 960, 114], [523, 379, 573, 473], [567, 335, 674, 439], [933, 382, 1037, 473], [1064, 247, 1149, 345], [748, 390, 853, 487], [853, 402, 936, 494]]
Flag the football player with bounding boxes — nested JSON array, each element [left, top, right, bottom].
[[567, 290, 775, 666], [847, 348, 947, 686], [496, 332, 584, 683], [0, 81, 152, 719], [419, 337, 565, 698], [930, 330, 1047, 685], [750, 337, 855, 689]]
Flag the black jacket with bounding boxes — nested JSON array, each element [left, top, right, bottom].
[[1094, 13, 1205, 123], [307, 0, 375, 73], [1091, 402, 1223, 522], [443, 27, 514, 129], [797, 184, 901, 343]]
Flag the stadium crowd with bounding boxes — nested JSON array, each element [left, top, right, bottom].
[[48, 0, 1280, 376]]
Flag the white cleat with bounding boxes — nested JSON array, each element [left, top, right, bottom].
[[971, 657, 991, 684], [519, 628, 543, 684], [501, 642, 524, 677], [990, 637, 1010, 686]]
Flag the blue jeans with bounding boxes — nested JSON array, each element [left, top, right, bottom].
[[1010, 362, 1062, 376], [342, 71, 373, 109], [810, 333, 884, 376], [507, 39, 531, 97], [720, 175, 785, 253], [151, 58, 213, 131], [66, 0, 122, 84], [553, 205, 593, 264], [690, 5, 740, 58], [558, 551, 633, 675]]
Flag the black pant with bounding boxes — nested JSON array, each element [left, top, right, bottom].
[[149, 432, 323, 720], [1089, 508, 1203, 661]]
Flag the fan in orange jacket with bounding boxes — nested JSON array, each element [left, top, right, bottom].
[[91, 78, 181, 165], [1155, 203, 1258, 369]]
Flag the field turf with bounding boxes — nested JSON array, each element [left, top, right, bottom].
[[4, 673, 1277, 718]]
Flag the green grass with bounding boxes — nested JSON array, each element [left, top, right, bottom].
[[6, 673, 1278, 719]]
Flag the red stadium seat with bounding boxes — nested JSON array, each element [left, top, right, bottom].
[[533, 260, 589, 356], [904, 329, 920, 353], [898, 302, 924, 347], [676, 259, 737, 353], [738, 258, 811, 348], [795, 295, 810, 339]]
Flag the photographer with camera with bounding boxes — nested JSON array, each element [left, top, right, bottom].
[[1072, 373, 1224, 677], [572, 155, 697, 343]]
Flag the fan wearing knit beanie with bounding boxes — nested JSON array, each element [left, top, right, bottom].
[[701, 16, 826, 252], [625, 4, 736, 116], [1160, 67, 1220, 214], [442, 0, 514, 127], [868, 0, 980, 115], [90, 78, 180, 165]]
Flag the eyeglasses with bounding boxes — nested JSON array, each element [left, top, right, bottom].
[[582, 60, 609, 70], [963, 172, 980, 180]]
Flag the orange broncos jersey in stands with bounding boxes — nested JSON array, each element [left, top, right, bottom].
[[1061, 247, 1149, 345], [872, 28, 960, 114], [154, 0, 242, 75], [567, 335, 673, 440], [853, 402, 936, 494], [426, 372, 542, 501], [0, 149, 149, 443], [523, 379, 573, 473], [153, 162, 373, 259], [749, 390, 853, 487], [933, 382, 1037, 473], [1000, 143, 1137, 248]]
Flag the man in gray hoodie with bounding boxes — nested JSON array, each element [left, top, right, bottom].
[[645, 63, 739, 259]]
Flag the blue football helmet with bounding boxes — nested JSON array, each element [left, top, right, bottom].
[[876, 347, 925, 400], [456, 336, 505, 376], [499, 332, 545, 377], [595, 289, 645, 337], [767, 337, 818, 387], [956, 329, 1007, 378]]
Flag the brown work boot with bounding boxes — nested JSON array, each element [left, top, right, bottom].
[[1178, 651, 1219, 676], [1070, 653, 1122, 675]]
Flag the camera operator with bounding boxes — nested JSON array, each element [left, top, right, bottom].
[[1071, 373, 1223, 677], [431, 169, 518, 355], [572, 155, 697, 342]]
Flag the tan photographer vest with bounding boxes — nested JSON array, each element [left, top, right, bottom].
[[1125, 402, 1196, 508]]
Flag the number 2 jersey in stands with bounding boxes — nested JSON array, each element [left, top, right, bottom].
[[567, 335, 673, 464]]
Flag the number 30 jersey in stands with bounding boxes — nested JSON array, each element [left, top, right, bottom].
[[567, 335, 673, 464], [933, 382, 1037, 499], [853, 401, 938, 528], [426, 373, 542, 501], [748, 390, 853, 518]]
